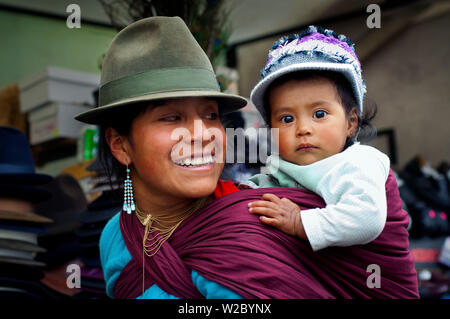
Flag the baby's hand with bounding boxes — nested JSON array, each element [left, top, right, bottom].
[[248, 193, 307, 239]]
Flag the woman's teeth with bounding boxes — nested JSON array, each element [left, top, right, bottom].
[[174, 155, 214, 167]]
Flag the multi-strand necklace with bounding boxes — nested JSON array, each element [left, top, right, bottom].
[[134, 196, 211, 297]]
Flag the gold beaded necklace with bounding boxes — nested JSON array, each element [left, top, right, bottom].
[[135, 196, 211, 297]]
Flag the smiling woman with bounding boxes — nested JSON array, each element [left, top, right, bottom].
[[75, 16, 248, 299]]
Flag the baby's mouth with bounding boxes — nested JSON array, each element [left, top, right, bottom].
[[296, 143, 318, 151]]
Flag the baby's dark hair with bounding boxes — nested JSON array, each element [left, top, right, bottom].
[[263, 70, 377, 149]]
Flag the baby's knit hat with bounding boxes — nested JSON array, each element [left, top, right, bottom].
[[250, 26, 366, 122]]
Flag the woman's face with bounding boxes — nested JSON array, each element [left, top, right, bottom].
[[125, 97, 225, 206]]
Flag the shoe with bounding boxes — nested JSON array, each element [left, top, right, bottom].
[[401, 156, 450, 211], [417, 268, 450, 298], [398, 177, 440, 237]]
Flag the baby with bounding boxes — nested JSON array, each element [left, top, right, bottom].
[[246, 26, 390, 251]]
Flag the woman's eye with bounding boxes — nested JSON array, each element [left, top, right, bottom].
[[206, 112, 219, 120], [280, 115, 294, 123], [160, 115, 180, 121], [313, 110, 327, 119]]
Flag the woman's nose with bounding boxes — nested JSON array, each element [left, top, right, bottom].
[[183, 117, 210, 145]]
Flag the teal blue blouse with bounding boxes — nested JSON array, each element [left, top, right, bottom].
[[99, 212, 242, 299]]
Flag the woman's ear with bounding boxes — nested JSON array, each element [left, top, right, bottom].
[[105, 127, 131, 165], [347, 108, 359, 139]]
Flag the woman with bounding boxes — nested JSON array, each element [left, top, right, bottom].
[[76, 17, 419, 299], [76, 16, 248, 299]]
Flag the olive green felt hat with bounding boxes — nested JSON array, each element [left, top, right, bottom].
[[75, 16, 247, 124]]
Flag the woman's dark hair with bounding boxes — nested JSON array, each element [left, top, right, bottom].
[[263, 70, 377, 150], [97, 103, 149, 198]]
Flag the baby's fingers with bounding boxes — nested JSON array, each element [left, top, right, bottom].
[[248, 200, 278, 210], [262, 193, 282, 204], [259, 216, 280, 227], [249, 206, 277, 218]]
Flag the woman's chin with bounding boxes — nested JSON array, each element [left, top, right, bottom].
[[172, 162, 223, 196], [177, 177, 219, 199]]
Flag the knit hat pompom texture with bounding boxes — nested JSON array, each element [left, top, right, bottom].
[[250, 26, 366, 122]]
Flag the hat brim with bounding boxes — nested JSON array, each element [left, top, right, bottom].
[[0, 238, 46, 253], [0, 256, 46, 267], [0, 210, 53, 224], [0, 224, 48, 235], [75, 90, 248, 125], [0, 173, 53, 186], [0, 184, 52, 203], [250, 62, 363, 121], [80, 205, 121, 224]]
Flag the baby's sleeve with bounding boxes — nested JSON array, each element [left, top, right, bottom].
[[300, 147, 390, 251]]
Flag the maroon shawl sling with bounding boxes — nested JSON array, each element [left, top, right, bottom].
[[115, 170, 419, 299]]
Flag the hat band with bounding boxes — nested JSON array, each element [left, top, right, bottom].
[[0, 163, 34, 175], [99, 67, 220, 107]]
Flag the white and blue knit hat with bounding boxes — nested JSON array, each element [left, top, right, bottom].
[[250, 26, 366, 122]]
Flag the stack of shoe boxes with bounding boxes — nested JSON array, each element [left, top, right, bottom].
[[18, 66, 99, 145]]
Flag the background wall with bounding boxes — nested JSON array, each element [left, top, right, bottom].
[[0, 1, 448, 172], [0, 10, 115, 89], [364, 12, 450, 169], [0, 9, 116, 175], [235, 9, 450, 170]]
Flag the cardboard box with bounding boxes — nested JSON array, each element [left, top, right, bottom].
[[28, 102, 91, 145], [19, 66, 100, 113]]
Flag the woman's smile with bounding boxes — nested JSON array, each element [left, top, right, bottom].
[[172, 153, 216, 171]]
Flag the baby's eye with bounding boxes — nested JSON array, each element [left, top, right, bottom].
[[313, 110, 327, 119], [280, 115, 294, 123]]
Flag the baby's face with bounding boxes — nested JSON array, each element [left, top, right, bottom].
[[269, 77, 357, 166]]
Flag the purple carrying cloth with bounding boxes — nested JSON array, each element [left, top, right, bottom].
[[115, 170, 419, 299]]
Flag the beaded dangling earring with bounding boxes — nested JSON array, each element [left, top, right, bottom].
[[123, 163, 135, 214]]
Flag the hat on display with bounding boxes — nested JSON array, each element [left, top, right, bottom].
[[34, 174, 88, 235], [0, 126, 52, 185], [40, 259, 82, 297], [0, 229, 46, 267], [0, 224, 48, 234], [0, 238, 46, 253], [0, 256, 46, 267], [250, 25, 366, 122], [0, 184, 53, 203], [0, 209, 52, 224], [79, 191, 121, 224], [75, 16, 247, 125], [0, 126, 53, 203]]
